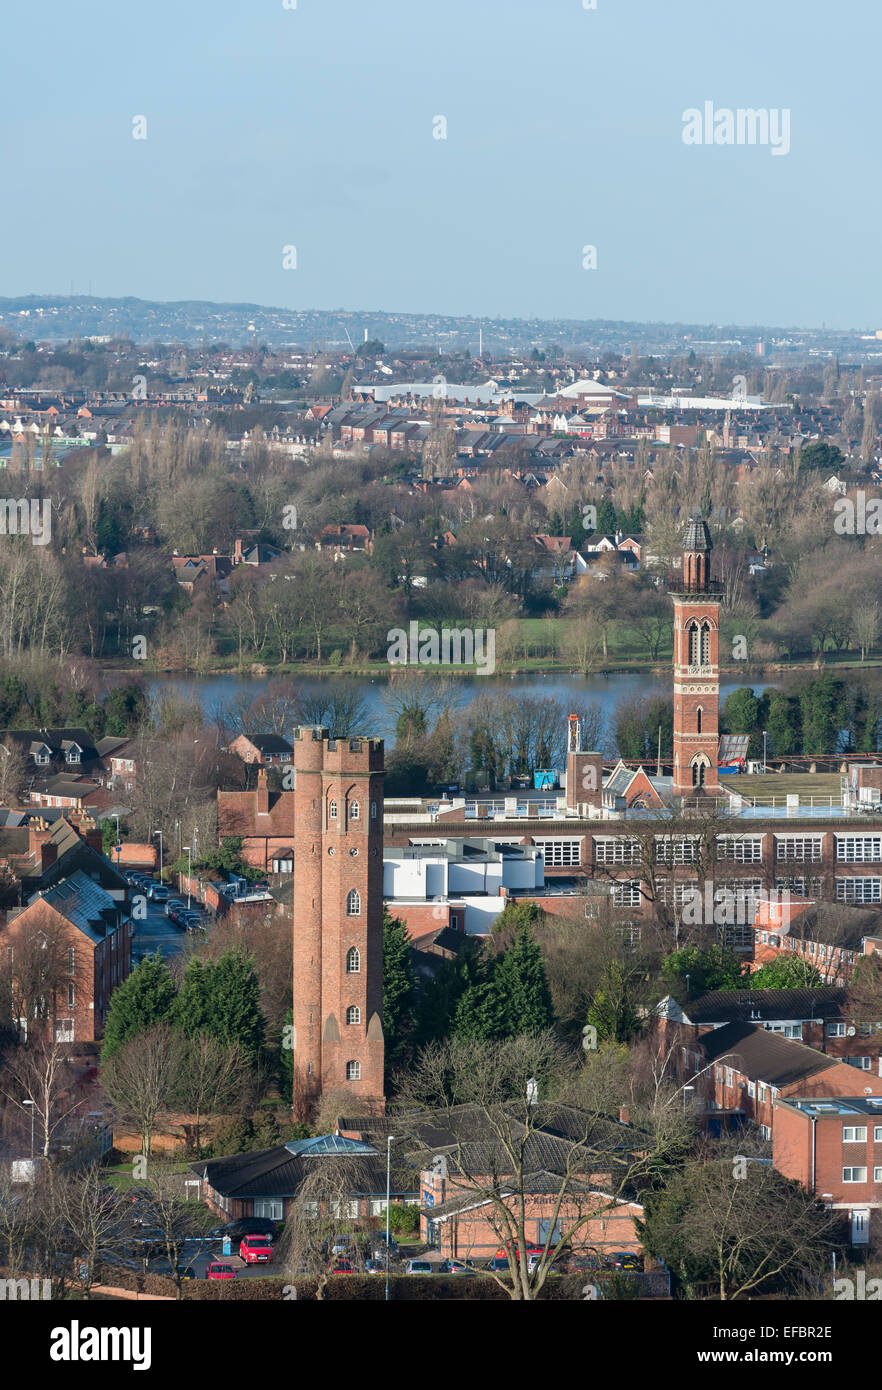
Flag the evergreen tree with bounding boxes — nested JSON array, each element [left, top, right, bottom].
[[493, 922, 555, 1034], [173, 958, 214, 1035], [101, 952, 176, 1058], [662, 946, 747, 999], [202, 950, 265, 1062], [382, 909, 416, 1076], [452, 970, 508, 1042], [750, 956, 822, 989]]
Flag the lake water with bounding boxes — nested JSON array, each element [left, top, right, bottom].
[[147, 670, 770, 748]]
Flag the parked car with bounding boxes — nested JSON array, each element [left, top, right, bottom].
[[239, 1234, 273, 1265], [165, 899, 187, 916], [371, 1233, 399, 1258], [405, 1259, 436, 1275], [173, 1265, 196, 1281], [331, 1260, 355, 1274], [364, 1258, 385, 1274], [441, 1259, 477, 1275], [148, 884, 169, 902], [206, 1262, 236, 1281], [606, 1251, 642, 1271]]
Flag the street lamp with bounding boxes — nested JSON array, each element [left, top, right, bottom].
[[385, 1135, 396, 1302], [154, 829, 163, 883], [762, 730, 768, 775], [183, 846, 192, 909], [22, 1099, 35, 1158], [114, 813, 121, 869]]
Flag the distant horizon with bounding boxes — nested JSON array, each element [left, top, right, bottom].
[[0, 291, 876, 346]]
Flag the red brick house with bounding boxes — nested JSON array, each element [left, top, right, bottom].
[[683, 1021, 882, 1139], [774, 1096, 882, 1245], [217, 772, 296, 874], [2, 868, 134, 1042]]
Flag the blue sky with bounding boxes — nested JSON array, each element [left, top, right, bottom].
[[5, 0, 877, 327]]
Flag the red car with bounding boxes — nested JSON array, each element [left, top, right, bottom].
[[331, 1260, 355, 1274], [239, 1234, 273, 1265], [206, 1262, 236, 1281]]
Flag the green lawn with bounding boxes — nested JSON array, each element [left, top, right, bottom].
[[720, 773, 843, 800]]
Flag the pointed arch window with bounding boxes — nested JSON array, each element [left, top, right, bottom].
[[346, 1005, 360, 1025], [346, 1060, 361, 1081], [329, 799, 338, 820], [688, 622, 700, 665], [700, 622, 711, 665], [350, 800, 360, 820], [346, 889, 361, 916], [346, 947, 360, 973], [696, 707, 702, 734]]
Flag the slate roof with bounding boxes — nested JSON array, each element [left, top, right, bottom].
[[685, 986, 849, 1026], [36, 868, 125, 944], [682, 514, 712, 552], [697, 1021, 839, 1087], [192, 1137, 418, 1200]]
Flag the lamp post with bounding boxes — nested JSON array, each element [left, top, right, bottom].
[[385, 1134, 396, 1303], [22, 1099, 35, 1158], [762, 730, 768, 775], [183, 846, 192, 909], [154, 829, 163, 883]]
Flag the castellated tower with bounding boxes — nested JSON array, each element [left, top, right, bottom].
[[671, 516, 721, 797], [291, 726, 385, 1105]]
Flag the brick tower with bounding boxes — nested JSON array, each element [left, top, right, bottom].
[[291, 726, 385, 1106], [671, 516, 721, 796]]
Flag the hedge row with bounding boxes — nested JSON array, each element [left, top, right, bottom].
[[178, 1274, 603, 1301]]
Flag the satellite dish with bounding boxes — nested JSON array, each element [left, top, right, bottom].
[[847, 1026, 856, 1037]]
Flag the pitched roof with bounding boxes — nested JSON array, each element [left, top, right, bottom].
[[684, 986, 848, 1026], [698, 1021, 839, 1087]]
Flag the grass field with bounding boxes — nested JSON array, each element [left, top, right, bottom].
[[719, 773, 843, 801]]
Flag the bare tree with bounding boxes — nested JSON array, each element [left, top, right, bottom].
[[101, 1024, 179, 1158], [390, 1032, 671, 1301], [0, 1034, 82, 1157]]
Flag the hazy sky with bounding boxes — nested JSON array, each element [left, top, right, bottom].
[[6, 0, 877, 328]]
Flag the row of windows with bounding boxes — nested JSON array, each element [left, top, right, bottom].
[[328, 800, 378, 821], [535, 840, 582, 866], [835, 878, 882, 903], [718, 837, 764, 863], [842, 1126, 882, 1143], [776, 836, 824, 862], [594, 838, 642, 866], [843, 1168, 882, 1183], [836, 836, 882, 862]]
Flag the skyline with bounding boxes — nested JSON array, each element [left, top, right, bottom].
[[4, 0, 879, 329]]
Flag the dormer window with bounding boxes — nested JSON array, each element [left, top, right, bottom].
[[66, 747, 81, 764]]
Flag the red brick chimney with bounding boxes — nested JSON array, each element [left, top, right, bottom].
[[233, 537, 245, 565], [40, 842, 58, 872], [619, 1104, 631, 1126], [256, 768, 269, 815]]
